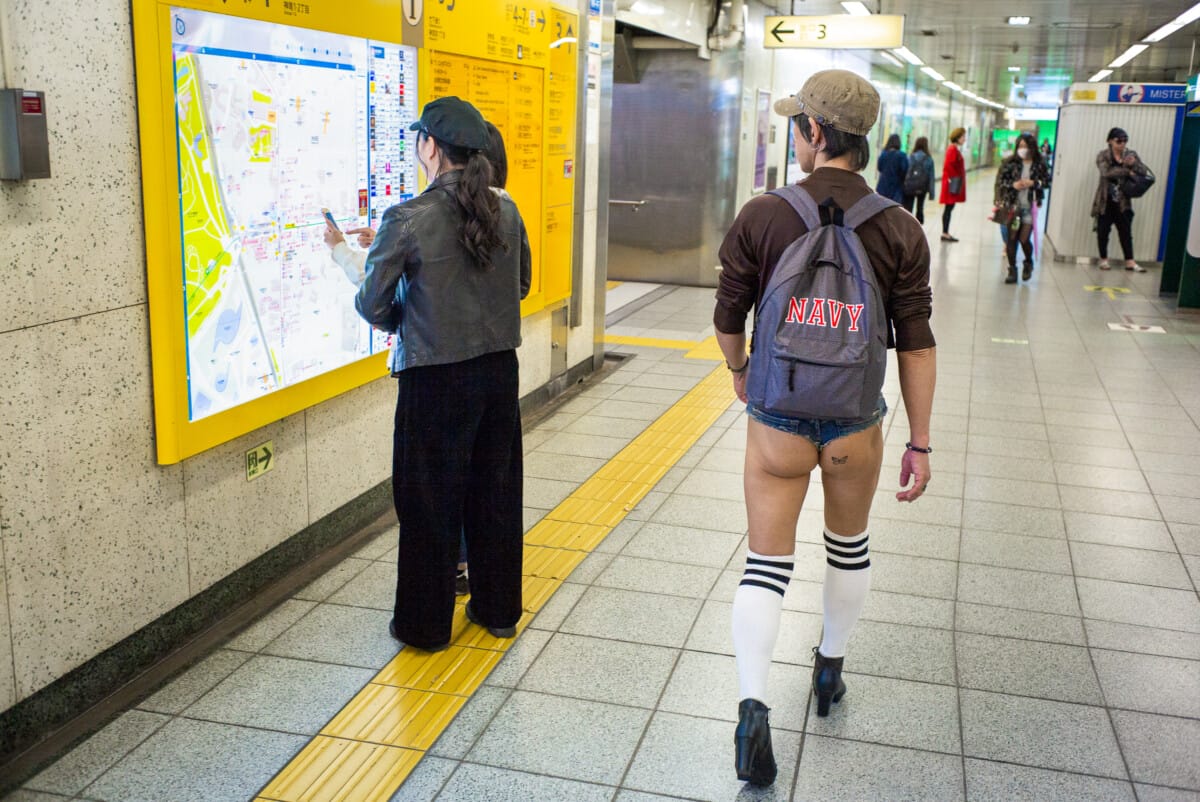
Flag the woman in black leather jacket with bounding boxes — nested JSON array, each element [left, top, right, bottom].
[[994, 133, 1050, 284], [355, 96, 531, 651]]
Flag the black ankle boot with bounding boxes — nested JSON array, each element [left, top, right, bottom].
[[1022, 260, 1033, 281], [1005, 266, 1017, 284], [812, 647, 846, 717], [734, 699, 777, 786]]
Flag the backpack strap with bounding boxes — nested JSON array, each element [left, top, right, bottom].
[[842, 192, 899, 231], [768, 184, 821, 231]]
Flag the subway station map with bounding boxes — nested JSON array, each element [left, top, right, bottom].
[[172, 8, 418, 420]]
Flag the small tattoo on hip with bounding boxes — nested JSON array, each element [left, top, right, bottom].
[[831, 456, 848, 465]]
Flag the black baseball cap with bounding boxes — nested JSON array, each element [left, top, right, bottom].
[[409, 96, 489, 150]]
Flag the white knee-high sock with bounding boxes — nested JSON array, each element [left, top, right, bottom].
[[819, 528, 871, 658], [732, 549, 794, 703]]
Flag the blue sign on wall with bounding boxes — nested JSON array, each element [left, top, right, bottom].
[[1108, 84, 1187, 104], [589, 0, 601, 14]]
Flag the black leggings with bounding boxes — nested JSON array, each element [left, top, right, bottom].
[[903, 194, 927, 224], [1097, 200, 1134, 260], [942, 203, 955, 234], [1006, 223, 1033, 268]]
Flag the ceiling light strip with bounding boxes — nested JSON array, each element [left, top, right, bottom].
[[1108, 43, 1148, 68]]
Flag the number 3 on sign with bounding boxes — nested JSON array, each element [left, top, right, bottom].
[[405, 0, 423, 24]]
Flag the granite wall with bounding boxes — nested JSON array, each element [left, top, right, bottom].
[[0, 0, 596, 715]]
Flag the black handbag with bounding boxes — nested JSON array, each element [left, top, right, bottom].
[[948, 176, 963, 196], [1122, 166, 1156, 199]]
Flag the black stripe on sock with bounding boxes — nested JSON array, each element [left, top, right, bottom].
[[739, 578, 788, 596], [823, 534, 868, 550], [824, 546, 869, 560], [826, 557, 871, 570], [743, 567, 793, 583], [746, 557, 795, 571]]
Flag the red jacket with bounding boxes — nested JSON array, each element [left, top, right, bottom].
[[940, 144, 966, 204]]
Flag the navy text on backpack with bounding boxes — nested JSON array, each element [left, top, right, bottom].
[[746, 184, 893, 421], [903, 153, 931, 196]]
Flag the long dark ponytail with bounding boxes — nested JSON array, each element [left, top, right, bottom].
[[433, 137, 506, 271]]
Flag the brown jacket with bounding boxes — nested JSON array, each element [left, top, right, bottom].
[[1091, 147, 1149, 218], [714, 167, 934, 352]]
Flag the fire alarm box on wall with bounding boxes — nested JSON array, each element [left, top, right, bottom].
[[0, 89, 51, 180]]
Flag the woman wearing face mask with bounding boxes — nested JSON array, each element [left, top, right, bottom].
[[355, 96, 531, 651], [994, 133, 1049, 284], [1092, 127, 1149, 272], [939, 127, 967, 242]]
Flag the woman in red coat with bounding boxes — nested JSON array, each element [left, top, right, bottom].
[[940, 127, 967, 241]]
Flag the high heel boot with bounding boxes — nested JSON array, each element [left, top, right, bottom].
[[734, 699, 777, 786], [812, 647, 846, 717]]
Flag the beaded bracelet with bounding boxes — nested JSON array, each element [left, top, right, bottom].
[[905, 442, 933, 454]]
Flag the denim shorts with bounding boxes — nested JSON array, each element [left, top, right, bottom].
[[746, 396, 888, 449]]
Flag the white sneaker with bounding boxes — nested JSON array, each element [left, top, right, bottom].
[[1125, 261, 1147, 273], [1098, 259, 1111, 270]]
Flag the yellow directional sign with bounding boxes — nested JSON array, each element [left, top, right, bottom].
[[764, 15, 904, 49], [1085, 286, 1132, 301], [246, 441, 275, 482]]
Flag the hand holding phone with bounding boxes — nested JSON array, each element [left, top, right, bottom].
[[321, 207, 340, 231]]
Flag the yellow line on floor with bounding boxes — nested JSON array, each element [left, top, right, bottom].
[[605, 280, 622, 291], [603, 333, 725, 364], [257, 361, 733, 801]]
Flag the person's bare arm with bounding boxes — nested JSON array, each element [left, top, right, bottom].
[[896, 346, 936, 502]]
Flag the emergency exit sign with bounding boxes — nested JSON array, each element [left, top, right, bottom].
[[246, 440, 275, 481], [764, 15, 904, 49]]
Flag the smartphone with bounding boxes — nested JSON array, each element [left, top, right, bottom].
[[321, 207, 340, 231]]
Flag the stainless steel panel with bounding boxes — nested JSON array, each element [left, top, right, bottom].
[[615, 0, 710, 48], [591, 0, 616, 368], [551, 305, 569, 376], [1047, 102, 1177, 262], [606, 46, 743, 287]]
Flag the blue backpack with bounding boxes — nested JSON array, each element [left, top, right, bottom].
[[746, 185, 893, 421]]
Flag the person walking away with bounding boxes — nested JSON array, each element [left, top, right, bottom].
[[875, 133, 908, 203], [714, 69, 936, 788], [1092, 127, 1149, 272], [903, 136, 936, 224], [940, 127, 967, 241], [355, 96, 532, 650], [994, 132, 1049, 284]]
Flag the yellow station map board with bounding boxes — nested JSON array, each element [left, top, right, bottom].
[[422, 0, 579, 313], [133, 0, 577, 464]]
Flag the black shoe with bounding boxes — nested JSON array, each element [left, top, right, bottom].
[[940, 233, 958, 242], [1022, 261, 1033, 281], [1005, 267, 1017, 284], [388, 618, 449, 652], [734, 699, 777, 786], [455, 570, 469, 597], [465, 602, 517, 638], [812, 647, 847, 717]]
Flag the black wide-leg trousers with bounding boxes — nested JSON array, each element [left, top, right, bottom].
[[391, 349, 524, 648]]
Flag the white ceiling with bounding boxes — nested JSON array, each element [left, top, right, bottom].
[[762, 0, 1199, 107]]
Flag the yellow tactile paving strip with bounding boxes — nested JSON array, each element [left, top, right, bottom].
[[257, 343, 731, 801]]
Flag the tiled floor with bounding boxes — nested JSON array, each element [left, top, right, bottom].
[[8, 177, 1200, 801]]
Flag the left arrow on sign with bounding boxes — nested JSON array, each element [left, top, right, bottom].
[[771, 20, 795, 43]]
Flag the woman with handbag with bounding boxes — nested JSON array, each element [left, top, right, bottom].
[[994, 133, 1049, 284], [1092, 127, 1151, 272], [939, 127, 967, 242]]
